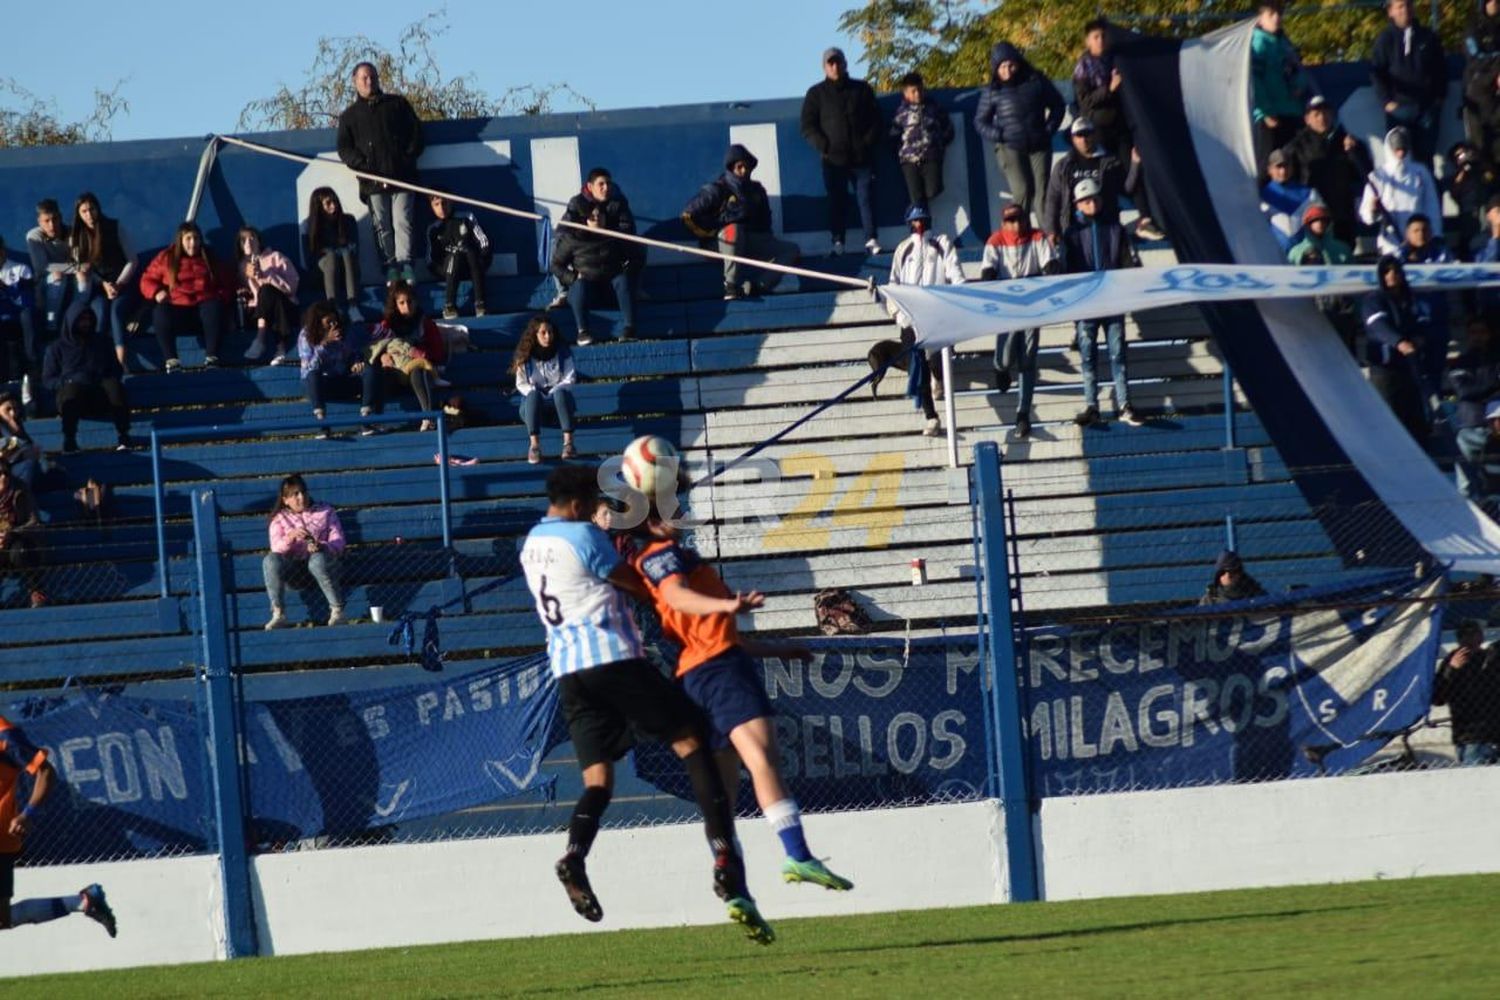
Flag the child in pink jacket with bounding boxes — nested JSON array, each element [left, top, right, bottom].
[[237, 227, 301, 366], [263, 474, 347, 628]]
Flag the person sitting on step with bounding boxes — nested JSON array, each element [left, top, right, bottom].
[[263, 473, 347, 629]]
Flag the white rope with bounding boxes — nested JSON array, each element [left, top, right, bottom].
[[210, 133, 873, 292]]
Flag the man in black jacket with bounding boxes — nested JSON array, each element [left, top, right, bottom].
[[40, 308, 129, 453], [337, 62, 425, 284], [1360, 255, 1433, 441], [551, 168, 642, 343], [1434, 620, 1500, 765], [975, 42, 1066, 228], [682, 145, 800, 301], [1448, 317, 1500, 498], [1042, 117, 1132, 241], [1283, 95, 1373, 246], [1371, 0, 1449, 167], [1061, 178, 1141, 428], [800, 48, 883, 256]]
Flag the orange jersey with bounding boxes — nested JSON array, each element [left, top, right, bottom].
[[0, 714, 48, 854], [630, 538, 739, 675]]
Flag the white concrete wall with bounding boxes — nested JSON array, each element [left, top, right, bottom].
[[3, 854, 223, 975], [1038, 766, 1500, 900], [251, 800, 1005, 956]]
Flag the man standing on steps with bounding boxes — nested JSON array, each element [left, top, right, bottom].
[[0, 714, 117, 938], [337, 62, 425, 286], [1061, 178, 1141, 429], [801, 47, 884, 257]]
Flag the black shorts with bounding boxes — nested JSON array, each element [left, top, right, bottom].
[[559, 658, 704, 769], [0, 852, 16, 902]]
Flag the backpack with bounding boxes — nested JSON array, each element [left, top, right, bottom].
[[814, 587, 871, 636]]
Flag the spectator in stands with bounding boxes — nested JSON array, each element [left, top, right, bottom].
[[1447, 318, 1500, 498], [551, 168, 640, 344], [236, 227, 299, 366], [337, 62, 424, 285], [304, 187, 362, 320], [1288, 205, 1358, 351], [297, 301, 383, 438], [975, 42, 1065, 227], [1399, 214, 1455, 389], [0, 463, 45, 608], [0, 393, 41, 495], [1433, 619, 1500, 765], [1465, 1, 1500, 150], [26, 199, 72, 336], [1361, 255, 1433, 440], [1285, 95, 1372, 247], [1199, 549, 1267, 605], [889, 72, 954, 214], [800, 47, 883, 256], [1042, 117, 1131, 242], [682, 145, 800, 302], [263, 473, 347, 629], [1072, 21, 1166, 243], [1477, 195, 1500, 319], [1061, 177, 1141, 428], [1251, 2, 1312, 175], [68, 193, 137, 372], [1470, 66, 1500, 167], [370, 282, 443, 432], [511, 313, 576, 464], [1360, 126, 1442, 256], [40, 308, 130, 453], [982, 202, 1057, 439], [139, 222, 228, 372], [1371, 0, 1448, 168], [1444, 141, 1495, 259], [425, 194, 490, 320], [1260, 149, 1317, 252], [0, 236, 35, 388], [888, 205, 964, 438]]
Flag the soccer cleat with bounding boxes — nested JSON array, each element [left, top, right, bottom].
[[781, 857, 853, 891], [81, 884, 116, 938], [726, 896, 775, 945], [555, 855, 603, 922]]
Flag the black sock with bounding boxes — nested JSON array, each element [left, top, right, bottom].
[[681, 747, 735, 856], [565, 786, 612, 859]]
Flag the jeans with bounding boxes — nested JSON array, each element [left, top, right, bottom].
[[316, 247, 361, 304], [153, 300, 224, 361], [821, 163, 876, 242], [369, 190, 415, 272], [56, 379, 130, 440], [1457, 741, 1500, 766], [1076, 317, 1129, 411], [302, 367, 382, 412], [263, 550, 343, 612], [1456, 425, 1489, 499], [434, 244, 487, 309], [899, 160, 944, 210], [566, 272, 634, 336], [718, 227, 799, 291], [519, 386, 575, 435], [995, 146, 1052, 224], [994, 328, 1040, 415], [39, 276, 72, 333]]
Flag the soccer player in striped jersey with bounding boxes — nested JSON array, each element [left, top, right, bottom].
[[521, 465, 773, 943], [1, 715, 116, 938], [622, 510, 854, 893]]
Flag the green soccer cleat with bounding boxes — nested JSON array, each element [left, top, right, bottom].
[[726, 896, 775, 945], [781, 857, 854, 891]]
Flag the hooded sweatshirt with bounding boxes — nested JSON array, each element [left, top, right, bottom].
[[974, 42, 1065, 152], [1200, 550, 1268, 605], [1359, 130, 1443, 254], [681, 145, 773, 235]]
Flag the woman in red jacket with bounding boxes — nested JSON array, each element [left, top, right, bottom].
[[139, 222, 227, 372]]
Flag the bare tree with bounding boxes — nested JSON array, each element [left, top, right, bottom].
[[237, 10, 593, 131], [0, 79, 129, 148]]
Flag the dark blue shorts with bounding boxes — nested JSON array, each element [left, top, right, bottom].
[[681, 646, 773, 750]]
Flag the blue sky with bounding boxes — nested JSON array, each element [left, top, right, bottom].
[[9, 1, 867, 143]]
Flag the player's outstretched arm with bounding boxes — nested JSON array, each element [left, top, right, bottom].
[[660, 576, 759, 617]]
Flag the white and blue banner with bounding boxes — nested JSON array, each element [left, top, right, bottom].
[[1025, 571, 1443, 795]]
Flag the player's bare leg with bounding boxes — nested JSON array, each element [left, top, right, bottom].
[[728, 717, 853, 892]]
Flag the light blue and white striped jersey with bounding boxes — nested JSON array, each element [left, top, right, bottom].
[[521, 516, 643, 677]]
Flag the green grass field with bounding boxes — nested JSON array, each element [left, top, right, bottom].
[[8, 874, 1498, 998]]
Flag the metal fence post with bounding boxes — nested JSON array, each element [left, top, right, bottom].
[[970, 442, 1040, 903], [151, 430, 169, 599], [192, 489, 259, 959], [436, 412, 454, 550]]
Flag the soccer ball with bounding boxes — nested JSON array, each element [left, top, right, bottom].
[[620, 435, 678, 498]]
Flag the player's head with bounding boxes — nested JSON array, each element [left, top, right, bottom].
[[546, 463, 602, 521]]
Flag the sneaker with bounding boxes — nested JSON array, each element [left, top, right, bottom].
[[80, 884, 116, 939], [265, 608, 289, 630], [385, 267, 400, 286], [723, 283, 744, 302], [993, 368, 1012, 394], [1075, 406, 1101, 428], [922, 417, 941, 437], [618, 325, 635, 342], [831, 239, 844, 256], [314, 427, 332, 441], [781, 856, 854, 891], [442, 305, 459, 320], [576, 330, 593, 346], [726, 897, 775, 945], [474, 303, 488, 318], [528, 443, 541, 464], [360, 426, 380, 437], [418, 419, 435, 433], [269, 351, 294, 367], [401, 266, 416, 284], [62, 437, 80, 454], [243, 332, 268, 361], [115, 435, 132, 452], [1015, 412, 1032, 438], [561, 440, 577, 460], [203, 355, 221, 368], [546, 289, 569, 310], [164, 358, 182, 373], [864, 237, 883, 255], [555, 855, 603, 922], [327, 606, 346, 627], [29, 590, 47, 609], [1120, 405, 1144, 426], [1135, 219, 1166, 242]]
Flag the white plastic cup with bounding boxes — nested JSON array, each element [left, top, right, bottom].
[[369, 606, 386, 624]]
